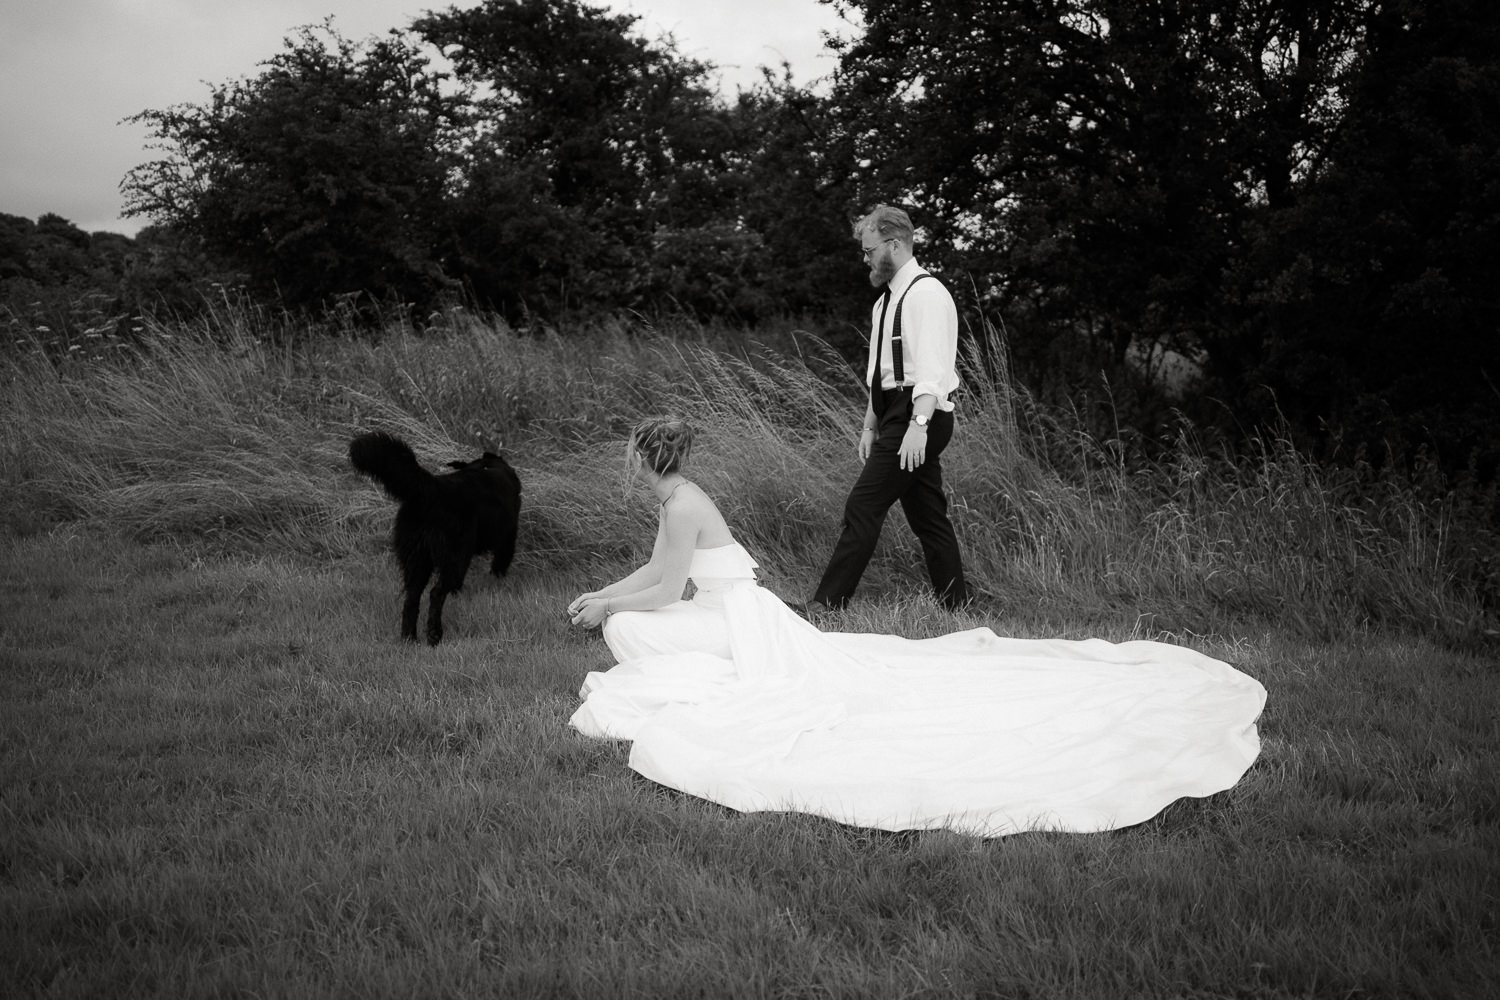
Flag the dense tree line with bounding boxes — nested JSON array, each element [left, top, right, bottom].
[[828, 0, 1498, 476], [115, 6, 863, 327], [4, 0, 1496, 480], [0, 213, 237, 351]]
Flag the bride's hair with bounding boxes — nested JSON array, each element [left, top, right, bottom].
[[630, 417, 693, 475]]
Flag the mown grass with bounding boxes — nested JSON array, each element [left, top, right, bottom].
[[2, 309, 1497, 998]]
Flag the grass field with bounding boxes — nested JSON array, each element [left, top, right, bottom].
[[2, 310, 1497, 998]]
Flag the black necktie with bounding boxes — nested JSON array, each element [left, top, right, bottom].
[[870, 288, 892, 415]]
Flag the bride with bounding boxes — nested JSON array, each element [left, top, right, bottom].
[[568, 417, 1267, 837]]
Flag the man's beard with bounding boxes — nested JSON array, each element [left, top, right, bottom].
[[868, 250, 897, 287]]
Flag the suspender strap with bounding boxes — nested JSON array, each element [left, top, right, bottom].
[[890, 273, 931, 385], [870, 273, 934, 414]]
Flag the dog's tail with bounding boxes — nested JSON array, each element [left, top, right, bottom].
[[349, 432, 431, 503]]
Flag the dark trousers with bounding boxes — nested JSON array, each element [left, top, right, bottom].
[[813, 389, 968, 609]]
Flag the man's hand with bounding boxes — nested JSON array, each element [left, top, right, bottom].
[[899, 424, 928, 470], [858, 427, 876, 460]]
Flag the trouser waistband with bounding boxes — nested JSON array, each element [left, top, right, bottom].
[[873, 386, 912, 416]]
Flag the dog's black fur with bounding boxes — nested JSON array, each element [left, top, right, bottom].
[[349, 431, 521, 645]]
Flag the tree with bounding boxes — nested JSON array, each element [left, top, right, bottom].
[[1240, 0, 1500, 474], [115, 1, 868, 327], [415, 0, 743, 314], [825, 1, 1369, 404], [0, 214, 139, 351], [722, 67, 868, 330], [123, 22, 470, 312]]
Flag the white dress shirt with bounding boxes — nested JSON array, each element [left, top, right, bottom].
[[865, 258, 961, 411]]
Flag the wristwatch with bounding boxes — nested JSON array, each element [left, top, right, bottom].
[[911, 413, 931, 428]]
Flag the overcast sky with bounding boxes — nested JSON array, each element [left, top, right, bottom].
[[1, 0, 853, 236]]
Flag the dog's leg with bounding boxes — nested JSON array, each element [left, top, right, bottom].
[[426, 557, 472, 646], [490, 515, 518, 577], [402, 589, 425, 642], [490, 540, 514, 577], [425, 583, 447, 646], [401, 551, 434, 643]]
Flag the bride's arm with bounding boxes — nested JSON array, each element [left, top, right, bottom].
[[570, 505, 698, 625], [604, 502, 696, 613], [577, 560, 660, 602], [567, 521, 668, 617]]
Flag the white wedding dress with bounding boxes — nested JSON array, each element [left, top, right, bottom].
[[570, 543, 1266, 837]]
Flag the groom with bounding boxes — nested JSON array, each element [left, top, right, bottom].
[[803, 205, 968, 614]]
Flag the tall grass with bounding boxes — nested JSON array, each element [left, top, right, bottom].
[[0, 305, 1486, 639], [3, 307, 1498, 998]]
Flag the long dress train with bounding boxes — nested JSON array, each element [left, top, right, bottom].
[[570, 543, 1266, 837]]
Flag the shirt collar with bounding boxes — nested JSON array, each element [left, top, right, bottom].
[[886, 257, 925, 297]]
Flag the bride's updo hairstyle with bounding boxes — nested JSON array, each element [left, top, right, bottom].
[[630, 417, 694, 476]]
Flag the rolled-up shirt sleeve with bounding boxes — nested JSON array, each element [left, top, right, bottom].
[[903, 276, 962, 410]]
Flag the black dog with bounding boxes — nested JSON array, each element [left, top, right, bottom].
[[349, 432, 520, 645]]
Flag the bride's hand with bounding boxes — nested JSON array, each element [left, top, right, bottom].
[[567, 591, 601, 616], [570, 597, 611, 629]]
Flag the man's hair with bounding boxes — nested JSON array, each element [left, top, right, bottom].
[[853, 204, 915, 245]]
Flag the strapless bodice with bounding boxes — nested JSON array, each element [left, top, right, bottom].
[[689, 542, 758, 584]]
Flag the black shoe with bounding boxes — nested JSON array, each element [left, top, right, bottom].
[[942, 592, 972, 613], [946, 587, 997, 614], [786, 598, 834, 620]]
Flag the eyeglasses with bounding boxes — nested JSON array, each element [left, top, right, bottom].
[[861, 238, 897, 260]]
